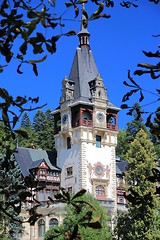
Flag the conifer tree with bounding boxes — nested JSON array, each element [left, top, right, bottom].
[[33, 109, 55, 150], [115, 129, 160, 240], [18, 113, 36, 148], [116, 103, 148, 159]]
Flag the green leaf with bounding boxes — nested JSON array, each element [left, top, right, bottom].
[[46, 43, 55, 53], [27, 10, 37, 19], [74, 6, 79, 18], [71, 189, 86, 201], [32, 63, 38, 76], [36, 32, 45, 42], [29, 55, 47, 64], [65, 2, 73, 7], [20, 42, 27, 55], [90, 2, 104, 20], [82, 8, 88, 19], [17, 64, 23, 74], [121, 104, 129, 109], [0, 88, 9, 100], [14, 129, 29, 138], [77, 0, 88, 3], [33, 43, 44, 54], [64, 30, 77, 36]]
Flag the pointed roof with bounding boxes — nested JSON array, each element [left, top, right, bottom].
[[14, 147, 60, 177], [69, 47, 99, 103], [68, 5, 100, 103]]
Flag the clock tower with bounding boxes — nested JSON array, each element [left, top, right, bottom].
[[53, 7, 120, 215]]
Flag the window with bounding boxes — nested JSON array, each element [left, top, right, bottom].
[[118, 196, 124, 204], [38, 219, 45, 237], [96, 135, 101, 148], [66, 166, 73, 177], [67, 137, 71, 149], [49, 218, 58, 229], [68, 187, 72, 194], [95, 185, 105, 196]]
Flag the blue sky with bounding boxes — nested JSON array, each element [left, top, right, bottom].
[[1, 1, 159, 129]]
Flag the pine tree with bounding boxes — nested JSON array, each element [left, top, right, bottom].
[[116, 103, 148, 159], [20, 113, 32, 129], [33, 109, 54, 150], [18, 113, 36, 148], [125, 102, 148, 143], [0, 153, 24, 239], [115, 129, 160, 240]]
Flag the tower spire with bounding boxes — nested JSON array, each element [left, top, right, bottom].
[[78, 3, 90, 48]]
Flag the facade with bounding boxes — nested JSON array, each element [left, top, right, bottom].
[[14, 147, 63, 240], [53, 10, 120, 215], [14, 8, 124, 240]]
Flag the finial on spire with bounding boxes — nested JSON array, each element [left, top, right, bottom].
[[78, 3, 90, 48]]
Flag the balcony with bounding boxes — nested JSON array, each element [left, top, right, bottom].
[[73, 119, 92, 128], [37, 175, 60, 183], [107, 123, 117, 131]]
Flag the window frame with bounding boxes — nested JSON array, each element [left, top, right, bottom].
[[67, 137, 71, 149], [95, 185, 105, 196], [49, 218, 58, 229], [96, 135, 101, 148], [38, 219, 45, 237], [66, 166, 73, 177]]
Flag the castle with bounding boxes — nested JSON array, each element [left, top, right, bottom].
[[14, 8, 128, 240]]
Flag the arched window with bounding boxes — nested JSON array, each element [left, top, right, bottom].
[[38, 219, 45, 237], [49, 218, 58, 229], [95, 185, 105, 196]]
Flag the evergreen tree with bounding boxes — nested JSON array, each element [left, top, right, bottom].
[[115, 129, 160, 240], [44, 193, 112, 240], [33, 109, 54, 151], [116, 103, 148, 159], [125, 103, 148, 143], [20, 113, 32, 129], [116, 129, 127, 160], [18, 113, 36, 148], [0, 153, 24, 239]]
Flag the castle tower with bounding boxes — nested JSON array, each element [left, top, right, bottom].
[[53, 6, 120, 214]]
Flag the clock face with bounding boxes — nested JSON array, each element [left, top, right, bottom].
[[96, 112, 104, 122], [62, 114, 68, 124], [96, 165, 103, 175]]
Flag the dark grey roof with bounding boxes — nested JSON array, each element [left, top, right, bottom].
[[116, 161, 128, 175], [30, 159, 43, 169], [116, 165, 122, 175], [69, 47, 99, 102], [14, 147, 60, 177]]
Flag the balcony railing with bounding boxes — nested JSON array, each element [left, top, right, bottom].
[[38, 175, 60, 182], [73, 119, 92, 128], [107, 123, 117, 131]]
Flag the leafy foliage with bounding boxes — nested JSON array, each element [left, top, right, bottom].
[[116, 103, 148, 159], [115, 129, 160, 240], [18, 109, 55, 150], [45, 189, 112, 240]]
